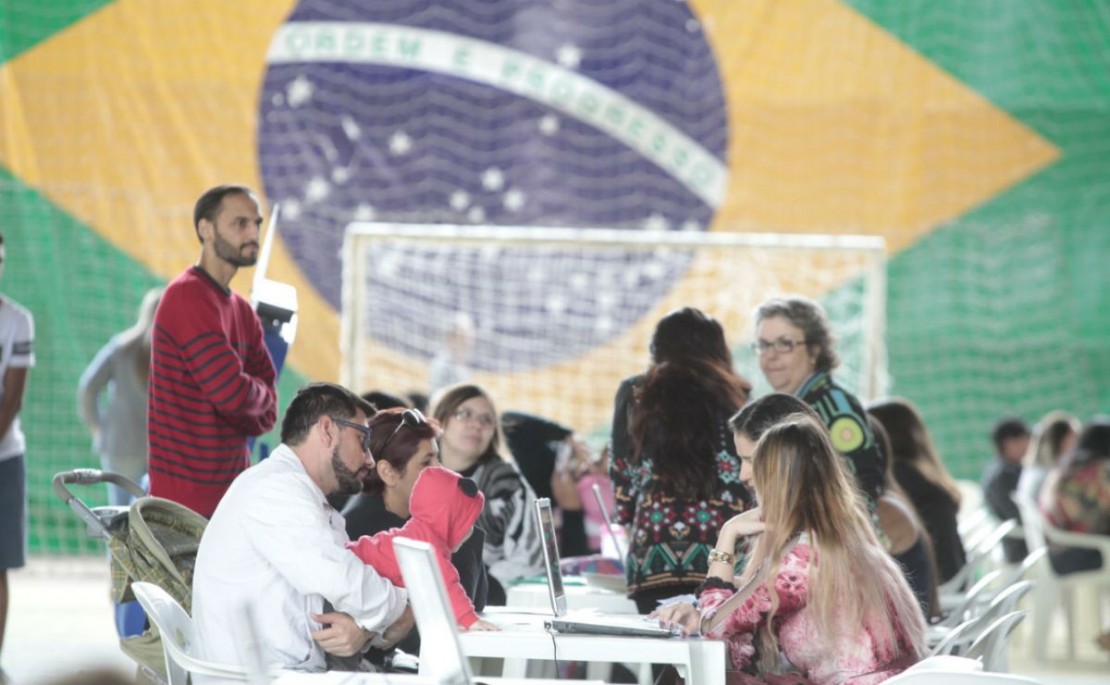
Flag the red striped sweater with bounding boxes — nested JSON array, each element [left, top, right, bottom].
[[148, 266, 277, 517]]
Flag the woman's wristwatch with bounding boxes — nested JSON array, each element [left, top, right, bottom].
[[707, 548, 734, 566]]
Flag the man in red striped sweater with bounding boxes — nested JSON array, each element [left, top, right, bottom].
[[147, 185, 278, 518]]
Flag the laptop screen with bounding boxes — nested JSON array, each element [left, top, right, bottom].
[[533, 498, 567, 617], [394, 537, 472, 685]]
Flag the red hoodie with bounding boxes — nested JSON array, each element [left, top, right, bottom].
[[347, 466, 485, 627]]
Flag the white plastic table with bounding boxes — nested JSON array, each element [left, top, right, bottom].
[[449, 610, 727, 685]]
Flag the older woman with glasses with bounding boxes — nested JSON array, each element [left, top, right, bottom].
[[431, 383, 545, 603], [752, 296, 884, 505], [341, 407, 489, 656]]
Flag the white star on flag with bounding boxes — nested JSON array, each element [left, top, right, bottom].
[[481, 167, 505, 191], [556, 43, 582, 69], [354, 203, 376, 221], [389, 130, 412, 156], [341, 116, 361, 141], [286, 75, 314, 107], [449, 190, 471, 211], [305, 176, 330, 203], [503, 188, 525, 212], [643, 213, 670, 231], [539, 114, 560, 135]]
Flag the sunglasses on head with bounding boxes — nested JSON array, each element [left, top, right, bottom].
[[379, 408, 427, 454]]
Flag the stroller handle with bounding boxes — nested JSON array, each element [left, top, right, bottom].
[[53, 469, 147, 537]]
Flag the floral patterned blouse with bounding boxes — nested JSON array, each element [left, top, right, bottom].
[[699, 540, 918, 685], [609, 376, 752, 595], [1044, 460, 1110, 536]]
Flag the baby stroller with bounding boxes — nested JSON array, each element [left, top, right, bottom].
[[53, 468, 208, 684]]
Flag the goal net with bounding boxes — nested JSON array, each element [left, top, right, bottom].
[[341, 223, 886, 437]]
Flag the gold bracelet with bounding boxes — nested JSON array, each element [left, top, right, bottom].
[[707, 548, 734, 566]]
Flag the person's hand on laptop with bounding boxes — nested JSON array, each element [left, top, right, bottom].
[[311, 611, 376, 656], [465, 618, 501, 631], [650, 601, 700, 637]]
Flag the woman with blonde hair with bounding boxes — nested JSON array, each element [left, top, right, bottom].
[[77, 287, 162, 505], [868, 397, 966, 584], [655, 413, 925, 684], [1016, 410, 1080, 508]]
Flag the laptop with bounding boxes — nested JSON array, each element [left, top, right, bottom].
[[533, 498, 679, 638]]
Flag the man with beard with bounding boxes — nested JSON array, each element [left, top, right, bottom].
[[192, 382, 413, 676], [147, 185, 278, 517]]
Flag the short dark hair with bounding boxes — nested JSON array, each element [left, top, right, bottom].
[[991, 416, 1030, 453], [0, 230, 5, 245], [193, 184, 256, 243], [729, 393, 821, 441], [281, 382, 376, 446]]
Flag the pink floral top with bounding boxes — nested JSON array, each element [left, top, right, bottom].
[[699, 541, 915, 685]]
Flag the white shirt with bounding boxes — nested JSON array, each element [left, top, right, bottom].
[[0, 295, 35, 461], [192, 444, 408, 672]]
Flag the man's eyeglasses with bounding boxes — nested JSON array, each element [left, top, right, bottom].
[[332, 417, 373, 453], [453, 408, 496, 428], [380, 408, 428, 455], [751, 338, 808, 356]]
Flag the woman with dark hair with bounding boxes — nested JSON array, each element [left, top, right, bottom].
[[753, 296, 884, 504], [1042, 418, 1110, 575], [868, 397, 967, 584], [868, 413, 940, 621], [610, 307, 752, 614], [342, 407, 488, 654], [431, 384, 544, 603]]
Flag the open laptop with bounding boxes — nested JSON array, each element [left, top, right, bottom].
[[533, 498, 679, 638]]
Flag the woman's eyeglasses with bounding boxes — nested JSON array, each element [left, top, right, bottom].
[[453, 408, 496, 428], [380, 408, 427, 454], [750, 338, 807, 356], [331, 417, 373, 452]]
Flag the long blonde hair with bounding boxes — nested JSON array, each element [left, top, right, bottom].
[[1023, 410, 1080, 470], [743, 414, 926, 672]]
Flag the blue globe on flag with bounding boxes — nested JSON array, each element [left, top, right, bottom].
[[258, 0, 728, 371]]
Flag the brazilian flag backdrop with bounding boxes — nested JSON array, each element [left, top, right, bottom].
[[1, 0, 1107, 553]]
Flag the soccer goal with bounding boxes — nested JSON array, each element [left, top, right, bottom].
[[341, 223, 886, 437]]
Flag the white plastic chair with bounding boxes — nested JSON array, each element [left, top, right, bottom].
[[934, 569, 1003, 631], [929, 580, 1033, 664], [963, 610, 1029, 672], [939, 519, 1017, 612], [929, 616, 982, 657], [904, 655, 982, 673], [1013, 492, 1110, 661], [131, 581, 281, 685], [883, 670, 1045, 684]]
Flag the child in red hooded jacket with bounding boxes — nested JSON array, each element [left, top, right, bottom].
[[347, 465, 499, 631]]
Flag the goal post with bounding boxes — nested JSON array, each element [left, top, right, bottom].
[[341, 223, 886, 438]]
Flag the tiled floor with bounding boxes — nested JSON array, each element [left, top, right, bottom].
[[2, 556, 1107, 685]]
